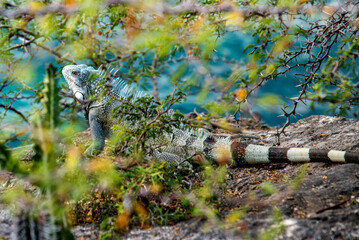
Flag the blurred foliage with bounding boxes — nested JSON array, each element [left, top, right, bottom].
[[110, 88, 189, 155], [283, 163, 310, 191], [0, 0, 358, 238]]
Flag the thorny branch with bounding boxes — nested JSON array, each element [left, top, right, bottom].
[[135, 85, 181, 148], [278, 11, 355, 135], [0, 76, 36, 128], [0, 25, 76, 64], [246, 1, 359, 137], [0, 103, 29, 124]]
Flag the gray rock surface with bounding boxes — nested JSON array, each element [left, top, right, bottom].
[[1, 115, 359, 239], [116, 115, 359, 240]]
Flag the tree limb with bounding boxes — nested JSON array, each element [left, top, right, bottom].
[[0, 104, 29, 124]]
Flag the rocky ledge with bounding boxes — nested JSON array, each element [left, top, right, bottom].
[[112, 115, 359, 240], [1, 115, 359, 239]]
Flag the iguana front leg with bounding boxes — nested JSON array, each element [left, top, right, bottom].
[[85, 110, 105, 156]]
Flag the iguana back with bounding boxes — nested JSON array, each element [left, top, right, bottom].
[[62, 64, 359, 164]]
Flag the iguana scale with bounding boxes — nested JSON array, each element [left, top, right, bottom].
[[62, 64, 359, 164]]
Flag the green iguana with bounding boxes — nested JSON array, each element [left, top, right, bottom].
[[62, 64, 359, 164]]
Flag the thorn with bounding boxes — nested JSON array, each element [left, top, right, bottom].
[[283, 96, 296, 102], [300, 99, 307, 105]]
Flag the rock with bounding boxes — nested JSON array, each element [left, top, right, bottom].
[[0, 206, 13, 239], [72, 224, 100, 240], [96, 115, 359, 240], [121, 219, 227, 240], [1, 115, 359, 239]]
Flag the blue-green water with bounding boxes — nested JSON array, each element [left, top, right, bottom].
[[171, 31, 332, 126], [1, 31, 338, 134]]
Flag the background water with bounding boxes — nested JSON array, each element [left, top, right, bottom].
[[154, 31, 332, 126], [1, 31, 337, 135]]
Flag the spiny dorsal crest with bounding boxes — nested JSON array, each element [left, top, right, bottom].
[[94, 65, 145, 100]]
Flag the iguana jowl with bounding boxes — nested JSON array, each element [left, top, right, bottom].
[[62, 64, 359, 164]]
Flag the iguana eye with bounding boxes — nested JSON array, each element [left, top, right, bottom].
[[72, 70, 78, 76]]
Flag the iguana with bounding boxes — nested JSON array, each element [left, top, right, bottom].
[[62, 64, 359, 164]]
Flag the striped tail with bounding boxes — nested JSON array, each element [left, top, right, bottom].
[[231, 142, 359, 165]]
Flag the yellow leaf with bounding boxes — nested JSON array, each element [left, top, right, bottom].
[[65, 0, 77, 7], [29, 1, 44, 12], [355, 18, 359, 28], [134, 202, 148, 218], [226, 209, 245, 223], [272, 36, 292, 54], [235, 88, 248, 102], [226, 11, 244, 27], [85, 157, 114, 173], [66, 147, 81, 171], [193, 13, 205, 32], [150, 183, 162, 194], [125, 8, 141, 41], [115, 213, 131, 231]]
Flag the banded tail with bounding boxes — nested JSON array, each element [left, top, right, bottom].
[[231, 142, 359, 165]]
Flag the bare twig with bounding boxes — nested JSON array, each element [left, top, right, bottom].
[[6, 37, 37, 51], [34, 43, 77, 64], [315, 199, 349, 214], [0, 103, 29, 124], [151, 53, 159, 101]]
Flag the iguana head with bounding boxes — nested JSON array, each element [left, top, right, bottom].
[[62, 64, 96, 102]]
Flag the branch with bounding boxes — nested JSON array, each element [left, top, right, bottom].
[[161, 55, 238, 65], [0, 25, 76, 64], [6, 37, 37, 51], [34, 43, 77, 64], [0, 104, 29, 124], [151, 53, 159, 101], [0, 25, 36, 36], [1, 1, 357, 19]]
